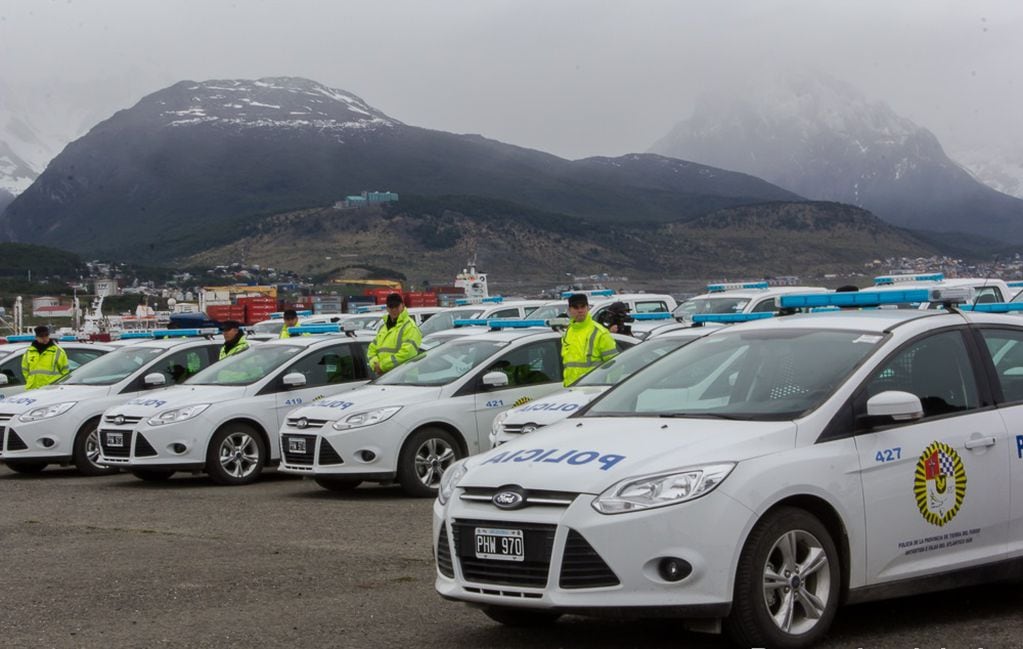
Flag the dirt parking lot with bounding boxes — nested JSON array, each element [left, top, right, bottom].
[[1, 466, 1021, 649]]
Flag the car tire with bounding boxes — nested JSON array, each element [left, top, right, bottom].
[[131, 469, 175, 482], [5, 461, 47, 474], [313, 477, 362, 492], [206, 423, 266, 486], [73, 418, 118, 476], [725, 506, 841, 649], [482, 606, 562, 627], [397, 427, 461, 498]]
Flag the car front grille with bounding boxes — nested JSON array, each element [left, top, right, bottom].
[[103, 414, 144, 425], [281, 434, 317, 465], [99, 429, 132, 457], [134, 433, 158, 457], [437, 525, 454, 578], [0, 413, 13, 423], [559, 529, 620, 589], [452, 519, 556, 588], [284, 417, 328, 430], [317, 439, 344, 465], [459, 486, 577, 509], [5, 428, 28, 451]]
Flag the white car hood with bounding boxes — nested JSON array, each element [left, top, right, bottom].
[[0, 384, 110, 414], [503, 386, 608, 427], [105, 385, 249, 417], [286, 384, 443, 420], [461, 416, 797, 494]]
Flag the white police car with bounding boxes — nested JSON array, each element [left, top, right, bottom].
[[0, 339, 114, 400], [0, 331, 222, 475], [870, 273, 1014, 308], [98, 332, 373, 485], [673, 282, 828, 319], [279, 323, 635, 496], [527, 291, 679, 324], [490, 324, 723, 447], [434, 288, 1023, 647], [418, 299, 549, 337]]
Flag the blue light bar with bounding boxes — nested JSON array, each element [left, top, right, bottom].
[[289, 324, 341, 334], [6, 334, 81, 342], [119, 332, 155, 339], [453, 319, 489, 327], [270, 310, 312, 319], [355, 305, 387, 313], [960, 302, 1023, 313], [631, 312, 674, 321], [487, 319, 549, 329], [809, 306, 842, 313], [152, 328, 220, 338], [559, 289, 615, 298], [706, 281, 770, 293], [456, 296, 504, 305], [692, 312, 775, 324], [874, 273, 944, 285], [779, 289, 930, 309], [1007, 281, 1023, 288]]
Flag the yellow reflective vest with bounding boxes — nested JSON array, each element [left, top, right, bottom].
[[22, 342, 70, 390], [219, 335, 250, 361], [561, 314, 617, 386], [368, 309, 422, 374]]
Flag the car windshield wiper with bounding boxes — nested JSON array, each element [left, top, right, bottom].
[[658, 412, 752, 420]]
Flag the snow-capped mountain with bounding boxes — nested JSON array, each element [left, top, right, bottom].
[[650, 73, 1023, 243], [954, 148, 1023, 199]]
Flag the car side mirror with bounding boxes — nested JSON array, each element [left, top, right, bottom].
[[283, 372, 307, 388], [482, 371, 509, 388], [864, 390, 923, 423], [144, 372, 167, 388], [0, 374, 8, 385]]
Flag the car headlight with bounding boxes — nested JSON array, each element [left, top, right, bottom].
[[18, 401, 77, 422], [147, 403, 211, 426], [591, 463, 735, 515], [490, 410, 511, 437], [437, 459, 469, 506], [331, 406, 402, 431]]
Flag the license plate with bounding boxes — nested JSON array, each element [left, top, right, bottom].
[[474, 527, 524, 562], [106, 432, 124, 447], [288, 437, 307, 453]]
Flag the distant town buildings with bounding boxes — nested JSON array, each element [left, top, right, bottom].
[[334, 190, 399, 210]]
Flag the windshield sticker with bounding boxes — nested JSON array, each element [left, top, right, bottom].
[[483, 448, 626, 471], [313, 399, 355, 410], [913, 441, 967, 526], [853, 335, 883, 344]]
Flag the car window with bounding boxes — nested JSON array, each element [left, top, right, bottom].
[[0, 354, 26, 385], [673, 296, 751, 316], [283, 344, 359, 387], [751, 299, 777, 313], [979, 328, 1023, 404], [158, 348, 216, 384], [576, 336, 692, 386], [66, 348, 107, 371], [860, 330, 979, 419], [419, 309, 485, 335], [65, 347, 165, 385], [634, 301, 668, 313], [483, 340, 561, 388], [489, 307, 520, 319], [376, 340, 505, 386], [187, 345, 304, 386]]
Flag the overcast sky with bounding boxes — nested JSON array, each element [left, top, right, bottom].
[[0, 0, 1020, 159]]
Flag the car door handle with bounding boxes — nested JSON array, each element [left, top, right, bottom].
[[964, 436, 997, 450]]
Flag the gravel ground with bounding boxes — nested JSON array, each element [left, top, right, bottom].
[[1, 465, 1021, 649]]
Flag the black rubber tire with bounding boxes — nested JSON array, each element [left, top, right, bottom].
[[725, 507, 841, 649], [5, 461, 47, 474], [397, 427, 462, 498], [72, 418, 118, 476], [482, 606, 562, 627], [313, 477, 362, 492], [131, 469, 175, 482], [205, 423, 266, 486]]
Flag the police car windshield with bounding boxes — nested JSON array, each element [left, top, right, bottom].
[[586, 329, 882, 421], [63, 347, 165, 386], [251, 321, 285, 334], [527, 305, 567, 322], [674, 296, 751, 316], [418, 309, 485, 335], [575, 336, 695, 387], [375, 339, 506, 386], [348, 314, 382, 330], [187, 345, 304, 386]]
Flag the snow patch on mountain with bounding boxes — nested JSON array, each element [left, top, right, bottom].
[[953, 148, 1023, 199]]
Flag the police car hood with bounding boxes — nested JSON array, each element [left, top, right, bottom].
[[503, 386, 609, 427], [106, 386, 248, 417], [0, 384, 110, 414], [462, 416, 796, 494], [286, 384, 443, 420]]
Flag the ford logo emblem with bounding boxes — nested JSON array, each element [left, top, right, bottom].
[[113, 415, 125, 426], [492, 487, 526, 510], [296, 417, 308, 429]]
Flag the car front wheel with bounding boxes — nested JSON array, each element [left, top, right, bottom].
[[397, 427, 461, 498], [206, 424, 266, 486]]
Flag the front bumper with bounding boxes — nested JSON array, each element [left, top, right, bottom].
[[277, 421, 400, 480], [433, 488, 752, 616], [0, 415, 75, 463], [96, 420, 208, 471]]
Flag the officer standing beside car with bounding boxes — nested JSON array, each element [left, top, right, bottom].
[[367, 293, 422, 375], [219, 320, 250, 360], [562, 293, 618, 386], [21, 325, 69, 389], [278, 309, 300, 339]]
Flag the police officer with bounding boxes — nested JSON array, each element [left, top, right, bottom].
[[279, 309, 299, 339], [562, 293, 617, 386], [367, 293, 422, 375], [219, 320, 250, 360], [22, 325, 69, 389]]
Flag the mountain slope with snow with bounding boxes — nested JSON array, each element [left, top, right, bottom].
[[650, 74, 1023, 243]]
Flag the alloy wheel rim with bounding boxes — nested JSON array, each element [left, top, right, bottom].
[[413, 438, 455, 488], [219, 432, 260, 478], [761, 529, 831, 635], [85, 429, 102, 467]]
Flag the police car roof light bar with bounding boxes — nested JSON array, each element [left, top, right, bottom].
[[873, 273, 944, 285], [691, 312, 775, 324], [559, 289, 615, 298], [152, 328, 221, 338], [452, 319, 490, 327], [289, 324, 341, 334], [1007, 281, 1023, 288], [706, 281, 770, 293], [119, 332, 156, 340], [7, 334, 82, 342], [270, 310, 313, 319], [959, 302, 1023, 313], [631, 312, 674, 321], [487, 319, 550, 329], [455, 296, 504, 306], [355, 305, 388, 313], [779, 289, 931, 309]]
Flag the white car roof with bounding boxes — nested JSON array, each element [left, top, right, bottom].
[[685, 286, 828, 301]]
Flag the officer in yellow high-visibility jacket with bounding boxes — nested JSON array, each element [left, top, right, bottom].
[[219, 321, 250, 360], [561, 293, 618, 386], [278, 309, 299, 339], [22, 325, 70, 389], [368, 294, 422, 375]]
